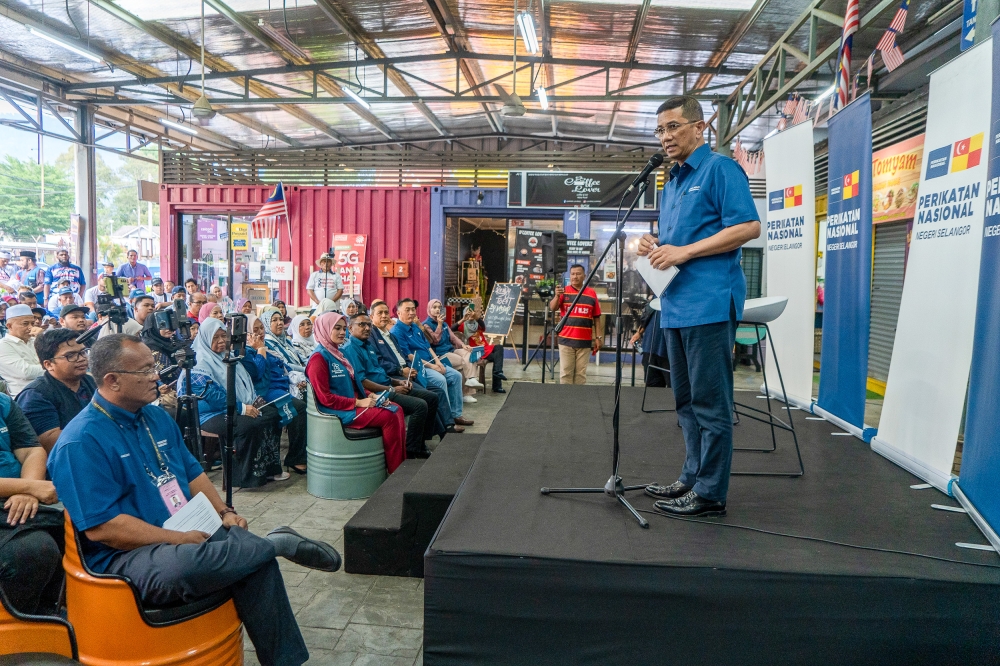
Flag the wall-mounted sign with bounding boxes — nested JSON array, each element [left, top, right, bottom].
[[230, 222, 249, 250], [507, 171, 657, 209], [566, 239, 596, 254], [270, 261, 294, 281], [331, 233, 367, 300], [197, 218, 218, 241], [872, 134, 924, 224], [513, 229, 546, 293]]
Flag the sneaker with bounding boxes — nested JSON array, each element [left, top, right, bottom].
[[465, 378, 485, 388], [269, 472, 291, 481], [463, 395, 478, 404]]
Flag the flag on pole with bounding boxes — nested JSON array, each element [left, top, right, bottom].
[[835, 0, 860, 109], [252, 183, 288, 239], [792, 97, 808, 126], [876, 0, 909, 72], [866, 53, 874, 88]]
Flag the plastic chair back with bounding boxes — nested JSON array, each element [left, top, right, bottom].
[[306, 386, 387, 499]]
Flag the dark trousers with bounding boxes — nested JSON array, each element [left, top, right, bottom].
[[203, 412, 282, 488], [0, 527, 63, 615], [405, 384, 444, 440], [392, 391, 430, 453], [487, 347, 505, 388], [106, 526, 308, 666], [642, 352, 671, 388], [395, 374, 452, 428], [266, 397, 306, 468], [664, 307, 737, 503]]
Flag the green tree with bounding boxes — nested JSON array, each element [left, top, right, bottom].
[[0, 155, 74, 239]]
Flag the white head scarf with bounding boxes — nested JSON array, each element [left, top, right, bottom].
[[290, 314, 315, 350]]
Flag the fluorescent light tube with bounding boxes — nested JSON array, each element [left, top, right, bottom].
[[159, 118, 199, 135], [814, 85, 836, 101], [517, 12, 538, 54], [344, 87, 371, 109], [26, 26, 103, 63], [538, 86, 549, 110]]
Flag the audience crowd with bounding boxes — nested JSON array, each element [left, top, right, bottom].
[[0, 252, 507, 662]]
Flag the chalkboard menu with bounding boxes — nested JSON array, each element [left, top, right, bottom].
[[513, 229, 546, 293], [484, 283, 522, 338]]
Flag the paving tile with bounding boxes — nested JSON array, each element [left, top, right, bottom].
[[299, 626, 344, 652], [352, 653, 419, 666], [282, 570, 309, 587], [243, 650, 261, 665], [334, 623, 423, 659], [285, 582, 323, 611], [296, 582, 373, 630], [414, 649, 423, 666], [351, 581, 424, 629], [302, 649, 357, 665]]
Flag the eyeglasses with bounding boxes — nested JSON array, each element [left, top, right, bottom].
[[653, 120, 699, 138], [353, 322, 372, 329], [111, 367, 160, 377], [53, 349, 90, 363]]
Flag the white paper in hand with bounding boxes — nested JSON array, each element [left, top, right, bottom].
[[162, 492, 223, 536], [635, 256, 679, 297]]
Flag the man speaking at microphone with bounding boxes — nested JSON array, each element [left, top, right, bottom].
[[638, 95, 760, 517]]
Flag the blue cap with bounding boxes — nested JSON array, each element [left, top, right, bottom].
[[58, 287, 73, 295], [129, 288, 146, 299], [171, 286, 186, 295]]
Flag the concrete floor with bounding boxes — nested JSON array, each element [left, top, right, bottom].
[[220, 354, 848, 664]]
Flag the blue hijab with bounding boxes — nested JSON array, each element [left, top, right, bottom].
[[192, 317, 256, 405]]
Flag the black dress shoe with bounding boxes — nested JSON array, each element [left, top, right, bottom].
[[492, 386, 506, 394], [446, 424, 465, 434], [266, 527, 342, 572], [653, 491, 726, 517], [408, 448, 432, 459], [644, 480, 692, 500], [495, 373, 508, 381]]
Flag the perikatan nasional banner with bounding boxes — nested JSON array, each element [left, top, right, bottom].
[[816, 93, 873, 434], [955, 23, 1000, 551], [763, 120, 816, 409], [871, 39, 992, 493]]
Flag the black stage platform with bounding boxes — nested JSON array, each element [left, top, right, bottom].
[[424, 383, 1000, 665]]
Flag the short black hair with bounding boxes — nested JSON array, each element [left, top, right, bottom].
[[656, 95, 704, 122], [184, 278, 198, 286], [18, 291, 37, 303], [569, 264, 586, 272], [396, 298, 416, 310], [349, 312, 371, 326], [89, 334, 144, 387], [134, 294, 153, 305], [35, 328, 80, 363]]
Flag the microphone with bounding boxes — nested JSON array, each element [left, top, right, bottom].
[[625, 153, 664, 193]]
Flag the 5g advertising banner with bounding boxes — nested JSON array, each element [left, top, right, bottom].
[[871, 39, 992, 493]]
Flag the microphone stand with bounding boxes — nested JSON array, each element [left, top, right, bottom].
[[540, 178, 653, 528], [221, 348, 244, 508]]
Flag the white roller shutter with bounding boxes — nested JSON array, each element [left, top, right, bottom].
[[868, 221, 908, 383]]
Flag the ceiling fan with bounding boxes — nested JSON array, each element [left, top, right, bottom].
[[494, 84, 594, 119], [191, 0, 216, 125]]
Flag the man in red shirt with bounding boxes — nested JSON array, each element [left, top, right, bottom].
[[549, 264, 602, 385]]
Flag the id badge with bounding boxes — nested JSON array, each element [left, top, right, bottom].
[[157, 475, 188, 515]]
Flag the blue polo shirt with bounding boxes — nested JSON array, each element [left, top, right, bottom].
[[657, 143, 759, 328], [343, 335, 394, 386], [47, 393, 204, 573], [390, 321, 432, 360], [44, 262, 86, 293]]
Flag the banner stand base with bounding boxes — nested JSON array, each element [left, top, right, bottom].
[[952, 483, 1000, 554], [811, 405, 877, 443], [870, 436, 955, 496]]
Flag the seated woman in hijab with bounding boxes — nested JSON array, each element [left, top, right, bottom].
[[455, 303, 507, 393], [198, 301, 224, 324], [234, 298, 255, 316], [241, 313, 308, 475], [273, 299, 292, 326], [289, 314, 315, 358], [181, 317, 285, 487], [260, 305, 308, 399], [420, 299, 484, 392], [305, 312, 406, 474], [314, 298, 339, 316]]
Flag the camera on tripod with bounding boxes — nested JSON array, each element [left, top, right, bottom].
[[97, 276, 131, 330], [224, 313, 247, 358], [152, 300, 196, 385]]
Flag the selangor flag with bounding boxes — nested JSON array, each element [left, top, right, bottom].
[[951, 133, 984, 173], [842, 170, 860, 200], [784, 184, 803, 208]]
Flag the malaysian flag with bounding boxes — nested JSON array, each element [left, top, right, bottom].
[[877, 0, 909, 71], [836, 0, 860, 109], [252, 183, 288, 239], [792, 97, 809, 126]]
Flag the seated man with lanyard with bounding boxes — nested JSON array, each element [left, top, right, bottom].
[[0, 389, 63, 616], [47, 334, 342, 666], [370, 300, 467, 433], [391, 299, 473, 429], [17, 329, 96, 453], [342, 311, 442, 458]]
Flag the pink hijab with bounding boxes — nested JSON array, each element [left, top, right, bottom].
[[313, 311, 354, 377], [198, 302, 222, 323]]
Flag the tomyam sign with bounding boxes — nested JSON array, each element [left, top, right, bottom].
[[331, 234, 368, 301]]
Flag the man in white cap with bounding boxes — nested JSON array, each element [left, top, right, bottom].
[[0, 304, 45, 396], [306, 253, 343, 306]]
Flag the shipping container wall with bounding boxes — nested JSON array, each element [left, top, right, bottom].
[[160, 185, 433, 309]]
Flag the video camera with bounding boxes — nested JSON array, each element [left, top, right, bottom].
[[96, 276, 131, 329], [151, 300, 197, 380], [224, 313, 247, 358]]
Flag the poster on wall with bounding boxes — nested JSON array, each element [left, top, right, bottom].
[[513, 229, 546, 294], [871, 39, 992, 493], [954, 22, 1000, 550], [230, 222, 249, 250], [762, 120, 817, 410], [331, 234, 367, 301], [815, 93, 874, 435], [872, 134, 924, 224]]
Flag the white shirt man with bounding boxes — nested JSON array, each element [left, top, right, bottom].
[[0, 304, 45, 396], [306, 254, 344, 304]]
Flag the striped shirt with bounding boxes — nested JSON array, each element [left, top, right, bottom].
[[556, 286, 601, 349]]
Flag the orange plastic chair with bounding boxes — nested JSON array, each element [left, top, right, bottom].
[[62, 514, 243, 665], [0, 585, 77, 660]]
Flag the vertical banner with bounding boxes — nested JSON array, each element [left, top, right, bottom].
[[954, 25, 1000, 551], [763, 121, 816, 409], [815, 94, 874, 435], [331, 233, 367, 302], [871, 40, 992, 493]]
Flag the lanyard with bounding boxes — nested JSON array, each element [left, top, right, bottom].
[[92, 401, 173, 484]]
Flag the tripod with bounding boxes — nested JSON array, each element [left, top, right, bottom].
[[523, 279, 558, 383], [540, 179, 653, 528], [172, 346, 210, 472]]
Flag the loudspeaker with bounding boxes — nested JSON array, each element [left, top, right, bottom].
[[540, 231, 568, 275]]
